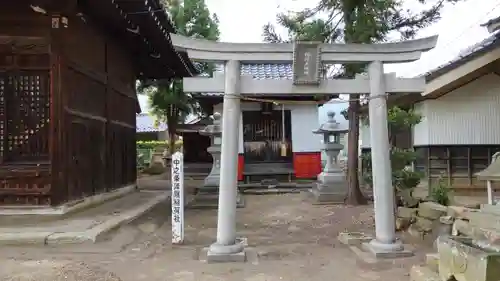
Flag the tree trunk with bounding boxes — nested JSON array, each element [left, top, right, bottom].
[[166, 106, 179, 157], [345, 95, 367, 205], [342, 4, 368, 206]]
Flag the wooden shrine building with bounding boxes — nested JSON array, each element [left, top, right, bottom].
[[0, 0, 196, 206]]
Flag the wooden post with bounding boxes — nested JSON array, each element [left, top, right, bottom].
[[171, 151, 185, 244]]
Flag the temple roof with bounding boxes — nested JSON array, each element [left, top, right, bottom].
[[197, 63, 294, 97], [67, 0, 197, 79], [425, 30, 500, 81]]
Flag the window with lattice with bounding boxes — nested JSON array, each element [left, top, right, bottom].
[[0, 71, 50, 163]]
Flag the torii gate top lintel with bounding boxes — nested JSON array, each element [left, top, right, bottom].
[[170, 34, 438, 63]]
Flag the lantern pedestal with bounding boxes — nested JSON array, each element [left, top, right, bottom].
[[189, 113, 245, 209], [309, 143, 347, 204], [307, 111, 348, 204]]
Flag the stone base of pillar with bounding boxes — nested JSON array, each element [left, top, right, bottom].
[[204, 237, 247, 263], [188, 189, 245, 209], [362, 239, 414, 259], [307, 173, 347, 204]]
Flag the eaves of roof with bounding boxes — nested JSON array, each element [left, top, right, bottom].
[[425, 32, 500, 81]]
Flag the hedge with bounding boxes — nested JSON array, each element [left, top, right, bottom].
[[136, 140, 183, 150]]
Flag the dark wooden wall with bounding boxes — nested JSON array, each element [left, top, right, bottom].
[[0, 4, 52, 205], [54, 14, 137, 204], [0, 3, 137, 206]]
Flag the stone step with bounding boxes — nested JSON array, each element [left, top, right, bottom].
[[241, 188, 302, 195], [410, 265, 439, 281], [468, 211, 500, 231]]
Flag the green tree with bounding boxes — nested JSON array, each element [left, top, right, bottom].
[[360, 107, 423, 208], [138, 0, 220, 155], [263, 0, 463, 205]]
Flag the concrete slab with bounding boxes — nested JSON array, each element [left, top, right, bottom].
[[338, 231, 373, 245], [198, 247, 259, 264], [0, 191, 169, 246], [206, 248, 247, 263], [348, 243, 414, 271]]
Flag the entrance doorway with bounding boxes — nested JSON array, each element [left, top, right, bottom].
[[242, 110, 292, 164]]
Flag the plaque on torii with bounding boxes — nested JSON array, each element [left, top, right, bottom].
[[292, 42, 322, 85]]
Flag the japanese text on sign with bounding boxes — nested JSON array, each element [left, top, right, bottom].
[[171, 152, 184, 244]]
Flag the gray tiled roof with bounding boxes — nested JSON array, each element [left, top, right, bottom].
[[214, 63, 293, 79], [136, 113, 166, 133], [199, 63, 293, 97], [240, 63, 293, 80], [425, 31, 500, 80]]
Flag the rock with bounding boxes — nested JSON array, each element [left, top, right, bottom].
[[415, 216, 434, 232], [400, 189, 420, 207], [452, 219, 473, 236], [418, 202, 447, 220], [410, 265, 439, 281], [397, 207, 417, 219], [408, 224, 425, 240], [447, 205, 468, 218], [464, 202, 481, 209], [467, 211, 500, 231], [396, 217, 411, 231], [430, 216, 454, 238]]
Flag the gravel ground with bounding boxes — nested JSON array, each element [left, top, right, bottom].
[[0, 193, 430, 281]]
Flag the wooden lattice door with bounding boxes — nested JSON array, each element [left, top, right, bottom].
[[0, 71, 50, 163]]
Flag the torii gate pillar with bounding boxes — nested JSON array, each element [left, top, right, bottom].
[[207, 60, 246, 260], [365, 61, 408, 256], [171, 33, 438, 261]]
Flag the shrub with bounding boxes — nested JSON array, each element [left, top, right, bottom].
[[136, 140, 183, 150], [361, 107, 423, 206], [430, 175, 452, 206]]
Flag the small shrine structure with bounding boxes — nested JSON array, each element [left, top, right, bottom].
[[191, 64, 326, 183]]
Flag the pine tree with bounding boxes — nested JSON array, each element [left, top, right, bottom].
[[263, 0, 463, 205]]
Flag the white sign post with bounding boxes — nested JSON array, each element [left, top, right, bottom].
[[171, 151, 184, 244]]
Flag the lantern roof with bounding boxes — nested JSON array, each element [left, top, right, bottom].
[[199, 112, 222, 136], [313, 111, 348, 134]]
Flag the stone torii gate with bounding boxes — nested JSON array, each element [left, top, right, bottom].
[[171, 34, 438, 261]]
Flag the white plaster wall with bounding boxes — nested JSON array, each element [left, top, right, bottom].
[[213, 102, 321, 153], [413, 73, 500, 145], [360, 124, 371, 148], [290, 104, 321, 152]]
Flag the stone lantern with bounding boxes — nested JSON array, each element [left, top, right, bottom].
[[190, 112, 244, 208], [309, 111, 348, 204]]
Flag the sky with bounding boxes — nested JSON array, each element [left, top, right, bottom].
[[139, 0, 500, 123]]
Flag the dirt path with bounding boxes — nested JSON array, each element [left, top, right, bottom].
[[0, 194, 429, 281]]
